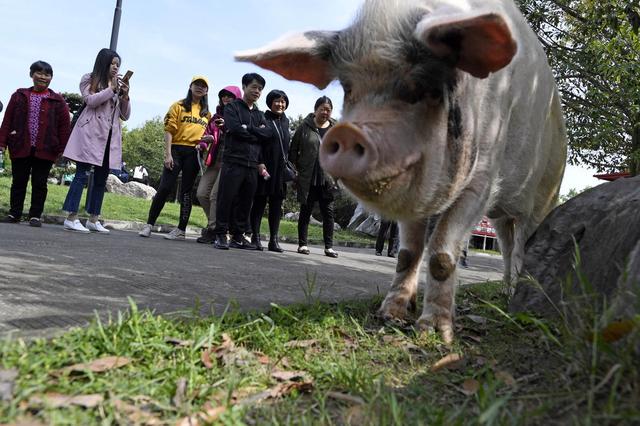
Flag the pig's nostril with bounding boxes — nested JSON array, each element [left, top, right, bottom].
[[355, 144, 365, 157], [327, 140, 340, 154]]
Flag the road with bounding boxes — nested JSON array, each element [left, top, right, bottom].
[[0, 222, 503, 337]]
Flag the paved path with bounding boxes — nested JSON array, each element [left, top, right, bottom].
[[0, 222, 503, 338]]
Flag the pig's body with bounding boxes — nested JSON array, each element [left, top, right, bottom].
[[237, 0, 567, 342]]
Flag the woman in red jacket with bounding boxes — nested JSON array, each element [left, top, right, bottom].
[[0, 61, 71, 226]]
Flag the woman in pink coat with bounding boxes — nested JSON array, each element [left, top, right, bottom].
[[62, 48, 131, 233]]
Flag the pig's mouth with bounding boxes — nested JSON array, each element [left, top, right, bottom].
[[340, 153, 422, 202]]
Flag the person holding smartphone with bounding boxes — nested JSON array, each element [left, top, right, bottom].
[[61, 48, 131, 233]]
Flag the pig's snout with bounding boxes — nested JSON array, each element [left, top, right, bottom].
[[320, 123, 378, 179]]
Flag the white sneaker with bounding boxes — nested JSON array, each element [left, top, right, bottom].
[[139, 224, 152, 238], [164, 228, 185, 240], [86, 220, 110, 234], [63, 219, 90, 233]]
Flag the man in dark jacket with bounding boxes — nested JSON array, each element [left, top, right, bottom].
[[213, 73, 272, 249]]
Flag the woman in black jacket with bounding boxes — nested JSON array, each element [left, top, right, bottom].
[[250, 90, 290, 252]]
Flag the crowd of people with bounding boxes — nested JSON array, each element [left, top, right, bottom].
[[0, 49, 350, 258]]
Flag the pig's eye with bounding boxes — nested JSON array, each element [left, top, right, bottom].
[[341, 81, 353, 101]]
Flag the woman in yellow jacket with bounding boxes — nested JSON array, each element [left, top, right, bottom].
[[139, 76, 211, 240]]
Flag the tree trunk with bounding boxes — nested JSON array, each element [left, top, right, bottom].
[[631, 118, 640, 177]]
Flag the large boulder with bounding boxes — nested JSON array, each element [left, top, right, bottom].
[[105, 174, 157, 200], [509, 176, 640, 316]]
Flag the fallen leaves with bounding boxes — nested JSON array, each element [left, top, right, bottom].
[[460, 379, 480, 396], [430, 353, 465, 372], [200, 333, 254, 368], [271, 370, 309, 382], [28, 393, 103, 408], [599, 319, 636, 343], [52, 356, 131, 376], [112, 398, 162, 425], [0, 369, 18, 402], [165, 337, 194, 348], [284, 339, 319, 349]]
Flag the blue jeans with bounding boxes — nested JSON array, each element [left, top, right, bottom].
[[62, 161, 110, 215]]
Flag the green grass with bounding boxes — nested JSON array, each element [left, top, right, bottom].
[[0, 176, 374, 245], [1, 277, 637, 425]]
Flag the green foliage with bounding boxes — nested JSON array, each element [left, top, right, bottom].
[[558, 186, 591, 204], [516, 0, 640, 174], [121, 117, 165, 187], [60, 92, 83, 116]]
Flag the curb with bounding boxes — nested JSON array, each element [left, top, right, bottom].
[[36, 213, 376, 249]]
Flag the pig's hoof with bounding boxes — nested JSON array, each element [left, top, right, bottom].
[[377, 298, 409, 324], [416, 315, 454, 344]]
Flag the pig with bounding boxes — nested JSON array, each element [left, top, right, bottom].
[[236, 0, 567, 343]]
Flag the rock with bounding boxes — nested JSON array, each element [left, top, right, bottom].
[[347, 203, 369, 230], [334, 222, 341, 231], [105, 174, 157, 200], [47, 178, 59, 185], [509, 176, 640, 317], [282, 211, 322, 226], [355, 214, 381, 237]]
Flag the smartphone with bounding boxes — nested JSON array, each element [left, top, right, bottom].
[[122, 70, 134, 83]]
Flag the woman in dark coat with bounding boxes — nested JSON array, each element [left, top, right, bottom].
[[250, 90, 290, 252], [289, 96, 339, 258]]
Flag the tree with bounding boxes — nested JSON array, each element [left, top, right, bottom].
[[121, 117, 165, 187], [60, 92, 83, 116], [515, 0, 640, 175]]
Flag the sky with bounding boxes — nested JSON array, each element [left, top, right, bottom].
[[0, 0, 602, 194]]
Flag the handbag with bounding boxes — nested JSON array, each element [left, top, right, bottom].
[[272, 120, 298, 182]]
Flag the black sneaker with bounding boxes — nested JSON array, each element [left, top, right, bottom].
[[2, 214, 20, 223], [29, 217, 42, 227], [251, 234, 264, 251], [214, 234, 229, 250], [230, 235, 256, 250]]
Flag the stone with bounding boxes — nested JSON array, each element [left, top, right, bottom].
[[509, 176, 640, 317], [282, 211, 322, 226], [105, 174, 157, 200], [355, 214, 381, 237], [347, 203, 369, 230]]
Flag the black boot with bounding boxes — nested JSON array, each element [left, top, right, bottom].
[[268, 236, 284, 253], [252, 234, 264, 251], [214, 234, 229, 250], [197, 228, 216, 244]]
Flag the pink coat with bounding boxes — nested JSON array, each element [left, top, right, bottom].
[[63, 73, 131, 168]]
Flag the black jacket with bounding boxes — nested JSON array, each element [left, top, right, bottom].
[[256, 110, 290, 198], [222, 99, 271, 167]]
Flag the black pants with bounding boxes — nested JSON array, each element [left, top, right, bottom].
[[213, 162, 257, 237], [10, 152, 54, 219], [250, 194, 284, 238], [146, 145, 199, 230], [298, 185, 334, 249], [375, 220, 399, 255]]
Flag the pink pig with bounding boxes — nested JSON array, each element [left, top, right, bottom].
[[237, 0, 567, 343]]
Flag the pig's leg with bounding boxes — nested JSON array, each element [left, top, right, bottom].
[[493, 216, 515, 286], [378, 220, 427, 322], [416, 191, 489, 343]]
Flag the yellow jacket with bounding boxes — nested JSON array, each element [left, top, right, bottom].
[[163, 101, 211, 147]]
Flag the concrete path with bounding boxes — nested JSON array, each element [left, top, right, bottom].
[[0, 222, 503, 338]]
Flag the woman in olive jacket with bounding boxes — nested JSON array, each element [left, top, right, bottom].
[[289, 96, 339, 258]]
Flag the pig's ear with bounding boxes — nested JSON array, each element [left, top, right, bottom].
[[415, 11, 517, 79], [235, 31, 338, 89]]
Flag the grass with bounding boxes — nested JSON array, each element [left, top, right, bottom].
[[0, 176, 374, 245], [1, 274, 638, 425]]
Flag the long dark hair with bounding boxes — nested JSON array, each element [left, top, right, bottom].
[[90, 48, 120, 94], [181, 89, 210, 118]]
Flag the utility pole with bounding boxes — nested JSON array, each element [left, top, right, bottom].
[[109, 0, 123, 51]]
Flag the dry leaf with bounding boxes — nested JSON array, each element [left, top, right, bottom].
[[2, 415, 46, 426], [344, 405, 366, 425], [112, 399, 162, 425], [0, 369, 18, 402], [465, 315, 488, 325], [326, 391, 365, 405], [271, 370, 309, 382], [176, 403, 226, 426], [460, 379, 480, 396], [495, 370, 516, 387], [430, 353, 465, 372], [165, 338, 194, 348], [200, 349, 214, 369], [173, 378, 187, 407], [54, 356, 131, 376], [463, 334, 483, 344], [254, 351, 272, 365], [600, 319, 636, 343], [29, 393, 103, 408], [284, 339, 318, 349]]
